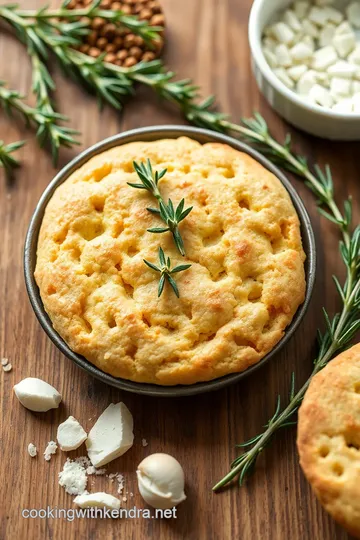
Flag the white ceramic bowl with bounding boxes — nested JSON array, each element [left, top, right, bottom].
[[249, 0, 360, 140]]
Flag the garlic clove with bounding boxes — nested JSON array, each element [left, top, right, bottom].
[[13, 377, 61, 412], [137, 453, 186, 510]]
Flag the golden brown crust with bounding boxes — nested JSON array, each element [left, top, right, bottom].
[[35, 137, 306, 385], [297, 343, 360, 538]]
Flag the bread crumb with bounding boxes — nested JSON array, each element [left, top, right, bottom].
[[141, 438, 148, 447], [44, 441, 57, 461], [28, 443, 37, 457], [2, 363, 12, 372]]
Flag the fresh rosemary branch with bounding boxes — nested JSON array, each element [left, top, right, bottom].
[[0, 81, 78, 163], [144, 247, 191, 298], [211, 120, 360, 490], [0, 139, 25, 178], [130, 159, 193, 256]]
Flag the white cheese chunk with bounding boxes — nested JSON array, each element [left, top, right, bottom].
[[335, 21, 353, 35], [319, 24, 336, 47], [13, 377, 61, 412], [283, 10, 302, 32], [348, 44, 360, 65], [316, 71, 330, 87], [263, 37, 277, 52], [86, 402, 134, 468], [275, 43, 292, 66], [57, 416, 87, 451], [303, 35, 315, 52], [324, 7, 343, 24], [346, 2, 360, 28], [332, 98, 354, 112], [312, 45, 338, 70], [74, 492, 121, 510], [290, 42, 313, 62], [263, 48, 278, 68], [333, 32, 356, 58], [44, 441, 58, 461], [302, 18, 319, 38], [271, 22, 295, 44], [273, 67, 295, 88], [294, 1, 310, 19], [297, 70, 318, 94], [287, 64, 308, 81], [330, 76, 352, 97], [327, 60, 357, 78], [28, 443, 37, 457], [308, 6, 330, 26], [309, 84, 333, 107]]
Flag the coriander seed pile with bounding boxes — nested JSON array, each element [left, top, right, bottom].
[[69, 0, 165, 67]]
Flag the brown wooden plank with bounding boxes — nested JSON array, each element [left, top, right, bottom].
[[0, 0, 359, 539]]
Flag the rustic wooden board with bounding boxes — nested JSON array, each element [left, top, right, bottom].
[[0, 0, 359, 539]]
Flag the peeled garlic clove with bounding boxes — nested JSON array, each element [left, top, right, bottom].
[[137, 453, 186, 509], [13, 377, 61, 412]]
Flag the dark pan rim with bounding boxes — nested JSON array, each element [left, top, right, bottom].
[[24, 125, 316, 397]]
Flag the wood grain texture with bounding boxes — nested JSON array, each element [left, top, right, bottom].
[[0, 0, 359, 539]]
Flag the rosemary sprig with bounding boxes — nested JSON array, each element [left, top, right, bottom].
[[0, 82, 79, 163], [0, 139, 25, 178], [211, 120, 360, 490], [144, 247, 191, 298], [129, 159, 193, 256]]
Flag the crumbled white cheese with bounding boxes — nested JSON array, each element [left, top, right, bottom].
[[319, 23, 336, 47], [312, 45, 338, 70], [333, 32, 356, 58], [44, 441, 58, 461], [3, 363, 12, 372], [86, 465, 106, 476], [283, 10, 302, 32], [290, 42, 313, 62], [271, 22, 295, 44], [330, 76, 352, 98], [59, 458, 88, 495], [308, 83, 333, 107], [13, 378, 61, 412], [274, 67, 295, 88], [297, 69, 318, 94], [28, 443, 37, 457], [294, 1, 310, 19], [347, 2, 360, 28], [275, 43, 292, 67], [86, 402, 134, 468], [57, 416, 87, 451], [73, 492, 121, 510], [1, 358, 8, 366], [308, 6, 330, 26], [142, 438, 149, 447]]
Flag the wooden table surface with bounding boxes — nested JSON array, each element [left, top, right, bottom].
[[1, 0, 359, 539]]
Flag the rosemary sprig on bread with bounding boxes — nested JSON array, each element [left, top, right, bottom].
[[130, 159, 193, 256], [144, 247, 191, 298]]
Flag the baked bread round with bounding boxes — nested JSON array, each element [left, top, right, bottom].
[[35, 137, 306, 385], [297, 344, 360, 538]]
